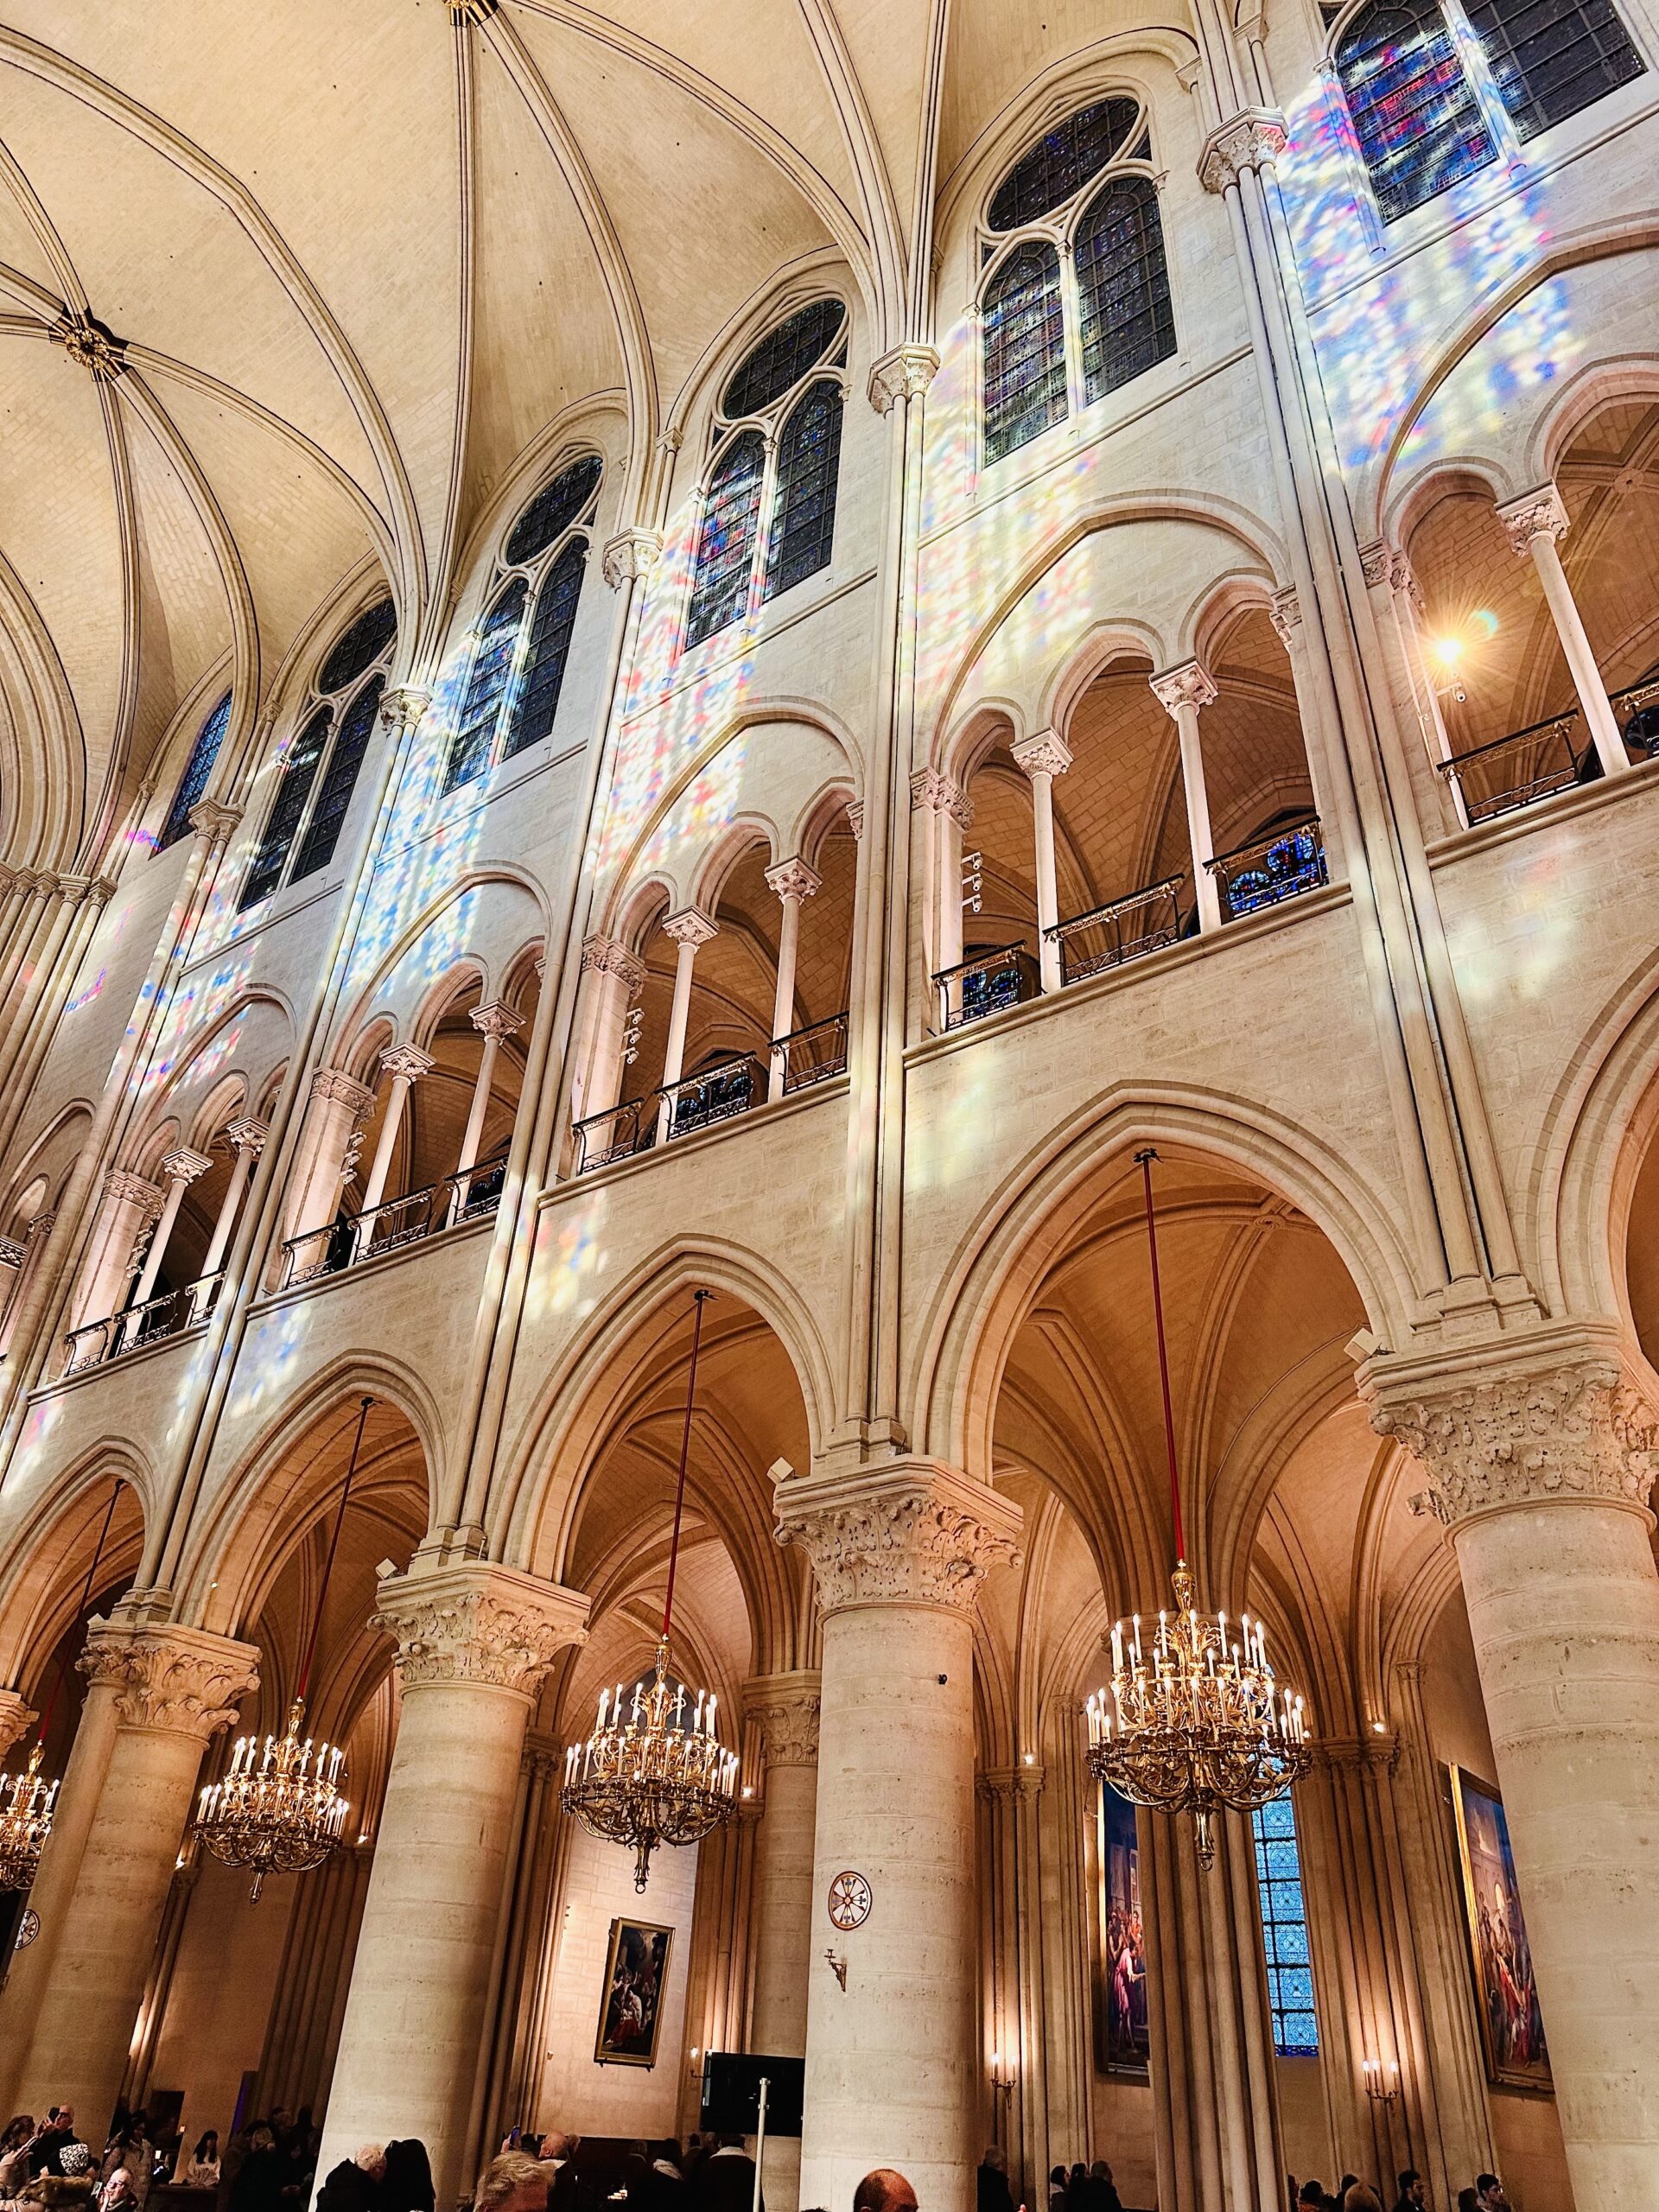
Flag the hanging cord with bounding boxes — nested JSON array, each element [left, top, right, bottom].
[[296, 1395, 372, 1709], [36, 1477, 122, 1746], [1136, 1147, 1187, 1569], [660, 1290, 711, 1643]]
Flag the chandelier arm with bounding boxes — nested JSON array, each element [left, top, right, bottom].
[[661, 1289, 710, 1643], [296, 1395, 372, 1707], [1135, 1147, 1187, 1567]]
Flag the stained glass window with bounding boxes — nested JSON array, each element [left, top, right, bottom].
[[318, 600, 396, 694], [239, 704, 332, 910], [766, 381, 843, 601], [988, 97, 1142, 229], [687, 430, 766, 647], [984, 242, 1067, 465], [1076, 176, 1177, 402], [291, 675, 385, 883], [445, 576, 529, 792], [722, 301, 847, 419], [1337, 0, 1497, 222], [1253, 1796, 1319, 2057], [1464, 0, 1643, 138], [505, 539, 588, 759], [505, 454, 602, 568], [158, 691, 231, 852]]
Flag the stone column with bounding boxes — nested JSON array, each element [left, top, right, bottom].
[[1496, 485, 1628, 780], [1363, 1320, 1659, 2209], [910, 771, 974, 1030], [68, 1170, 164, 1341], [10, 1618, 259, 2135], [741, 1671, 823, 2212], [455, 1002, 523, 1186], [569, 935, 646, 1135], [1150, 663, 1222, 933], [764, 861, 822, 1100], [657, 907, 717, 1140], [1010, 731, 1073, 993], [0, 1209, 54, 1353], [359, 1043, 435, 1217], [198, 1119, 269, 1289], [315, 1562, 588, 2212], [283, 1067, 376, 1251], [126, 1147, 213, 1315], [775, 1459, 1021, 2212]]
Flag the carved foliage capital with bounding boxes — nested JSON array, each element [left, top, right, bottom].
[[1269, 587, 1302, 646], [663, 906, 718, 949], [79, 1621, 259, 1740], [580, 934, 647, 996], [159, 1147, 214, 1187], [1010, 729, 1074, 781], [868, 345, 940, 415], [1497, 483, 1569, 556], [844, 798, 865, 840], [1150, 660, 1218, 717], [766, 857, 822, 904], [470, 999, 524, 1042], [104, 1169, 166, 1224], [372, 1562, 588, 1697], [224, 1116, 270, 1158], [1198, 109, 1289, 194], [601, 530, 664, 588], [188, 799, 243, 849], [775, 1460, 1023, 1616], [309, 1066, 377, 1118], [381, 687, 432, 734], [378, 1043, 436, 1084], [742, 1671, 822, 1767], [910, 767, 973, 830], [0, 1689, 37, 1761]]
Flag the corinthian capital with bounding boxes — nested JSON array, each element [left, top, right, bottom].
[[775, 1459, 1022, 1617], [188, 799, 243, 851], [765, 857, 822, 905], [381, 686, 432, 734], [663, 906, 718, 949], [601, 530, 664, 588], [1198, 109, 1288, 194], [910, 768, 973, 830], [868, 345, 940, 416], [159, 1147, 214, 1188], [741, 1670, 822, 1767], [378, 1044, 436, 1084], [309, 1066, 377, 1117], [372, 1561, 588, 1697], [0, 1689, 37, 1761], [470, 999, 524, 1043], [580, 934, 647, 995], [1360, 1321, 1657, 1529], [104, 1170, 166, 1224], [1150, 660, 1217, 717], [1497, 483, 1570, 556], [1010, 729, 1073, 781], [80, 1620, 259, 1740]]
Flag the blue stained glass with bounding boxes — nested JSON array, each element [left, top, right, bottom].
[[505, 454, 601, 569], [505, 539, 588, 758], [1464, 0, 1643, 140], [239, 704, 332, 911], [988, 97, 1142, 230], [765, 380, 843, 601], [983, 241, 1067, 465], [1337, 0, 1497, 222], [721, 301, 845, 420], [445, 576, 528, 792], [157, 691, 231, 852], [1252, 1797, 1319, 2056], [318, 600, 396, 694], [291, 675, 384, 883], [686, 430, 766, 648], [1076, 175, 1177, 403]]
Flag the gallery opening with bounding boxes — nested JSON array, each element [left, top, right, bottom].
[[1, 5, 1658, 2212]]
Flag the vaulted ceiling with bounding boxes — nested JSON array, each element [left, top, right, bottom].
[[0, 0, 1086, 876]]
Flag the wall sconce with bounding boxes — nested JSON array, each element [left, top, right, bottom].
[[1361, 2059, 1400, 2105], [990, 2050, 1016, 2099]]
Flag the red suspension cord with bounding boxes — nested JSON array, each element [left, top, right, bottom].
[[1136, 1148, 1187, 1568], [661, 1290, 710, 1643], [296, 1395, 372, 1708]]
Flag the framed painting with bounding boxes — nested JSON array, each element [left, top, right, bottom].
[[1097, 1783, 1150, 2074], [594, 1916, 674, 2067], [1448, 1764, 1550, 2090]]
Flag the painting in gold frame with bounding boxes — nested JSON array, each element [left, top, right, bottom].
[[1448, 1764, 1550, 2091], [594, 1916, 674, 2067]]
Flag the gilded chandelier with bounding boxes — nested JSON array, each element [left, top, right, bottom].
[[195, 1398, 369, 1900], [0, 1746, 59, 1894], [563, 1289, 740, 1890], [1084, 1152, 1311, 1868]]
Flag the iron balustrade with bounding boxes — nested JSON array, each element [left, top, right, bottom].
[[1436, 711, 1586, 824], [1205, 817, 1328, 920], [934, 943, 1040, 1031], [63, 1271, 225, 1374], [1046, 876, 1184, 984], [278, 1166, 505, 1287], [444, 1156, 508, 1225], [659, 1054, 765, 1138], [573, 1096, 657, 1175], [774, 1011, 849, 1092]]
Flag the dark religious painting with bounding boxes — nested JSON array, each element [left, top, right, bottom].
[[594, 1916, 674, 2067], [1449, 1765, 1550, 2089], [1098, 1784, 1150, 2073]]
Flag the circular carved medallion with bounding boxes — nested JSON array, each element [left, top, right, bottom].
[[14, 1908, 39, 1950], [827, 1868, 872, 1930]]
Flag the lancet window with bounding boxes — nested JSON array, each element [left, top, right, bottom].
[[442, 454, 602, 794], [1253, 1796, 1319, 2056], [685, 299, 848, 650], [981, 98, 1176, 467], [157, 690, 232, 852], [238, 600, 397, 912]]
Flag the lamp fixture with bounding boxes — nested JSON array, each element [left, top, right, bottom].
[[0, 1478, 124, 1894], [562, 1289, 739, 1890], [194, 1398, 370, 1900], [989, 2051, 1016, 2098], [1362, 2058, 1401, 2105], [1084, 1150, 1311, 1869]]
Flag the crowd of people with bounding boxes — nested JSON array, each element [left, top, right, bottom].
[[1290, 2167, 1513, 2212], [472, 2156, 923, 2212]]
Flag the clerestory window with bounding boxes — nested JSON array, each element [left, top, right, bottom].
[[981, 98, 1176, 467], [157, 690, 232, 853], [238, 601, 397, 912], [685, 299, 848, 651], [442, 454, 603, 795]]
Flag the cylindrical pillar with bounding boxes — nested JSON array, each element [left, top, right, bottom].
[[128, 1147, 213, 1314], [1366, 1325, 1659, 2209], [568, 937, 647, 1138], [67, 1171, 164, 1342], [283, 1068, 376, 1248], [359, 1044, 435, 1217], [198, 1120, 269, 1287], [742, 1672, 823, 2212], [1150, 664, 1222, 933], [10, 1619, 259, 2137], [315, 1563, 588, 2212], [776, 1459, 1021, 2212], [1010, 732, 1073, 993], [657, 907, 717, 1139], [457, 1003, 523, 1181], [1497, 486, 1627, 781], [764, 861, 821, 1100]]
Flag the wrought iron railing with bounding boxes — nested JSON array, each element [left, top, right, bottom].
[[278, 1166, 505, 1287], [1047, 876, 1184, 985], [659, 1055, 765, 1139], [572, 1096, 657, 1176], [1615, 675, 1659, 745], [934, 944, 1040, 1031], [63, 1270, 224, 1375], [774, 1012, 849, 1093], [1436, 711, 1586, 825], [442, 1157, 507, 1226], [1206, 817, 1328, 920]]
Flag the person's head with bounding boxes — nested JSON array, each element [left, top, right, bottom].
[[195, 2134, 219, 2161], [271, 2113, 293, 2137], [475, 2152, 551, 2212], [1298, 2184, 1325, 2209], [652, 2145, 680, 2175], [1070, 2167, 1087, 2189], [1457, 2192, 1479, 2212], [1049, 2170, 1066, 2191], [1476, 2177, 1505, 2208], [537, 2135, 574, 2165], [55, 2108, 74, 2133], [384, 2141, 434, 2203], [3, 2118, 32, 2148], [1343, 2190, 1382, 2212], [1088, 2165, 1111, 2184], [982, 2150, 1006, 2175], [249, 2130, 276, 2156], [1338, 2183, 1358, 2199], [1397, 2175, 1422, 2208], [853, 2172, 918, 2212], [355, 2145, 387, 2185], [60, 2147, 93, 2181]]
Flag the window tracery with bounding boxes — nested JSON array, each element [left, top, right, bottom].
[[980, 99, 1175, 467], [239, 601, 397, 912], [157, 690, 231, 853], [685, 301, 848, 651], [1253, 1796, 1319, 2056], [442, 454, 603, 794]]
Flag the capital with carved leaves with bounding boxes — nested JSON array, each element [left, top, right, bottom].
[[0, 1688, 37, 1762], [224, 1116, 270, 1159], [580, 934, 647, 996], [601, 529, 664, 589], [775, 1458, 1022, 1617], [188, 799, 243, 852], [79, 1619, 260, 1741], [765, 857, 822, 906], [868, 345, 941, 416], [1497, 482, 1570, 557], [371, 1560, 588, 1699], [741, 1670, 822, 1768], [1358, 1319, 1657, 1530], [159, 1147, 214, 1189], [381, 686, 432, 734], [1269, 587, 1302, 647], [103, 1169, 166, 1225], [1198, 109, 1289, 194], [469, 1000, 524, 1045], [1150, 660, 1218, 718], [910, 767, 974, 830], [1011, 728, 1074, 782], [309, 1066, 377, 1118], [378, 1044, 437, 1085], [663, 906, 719, 950]]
